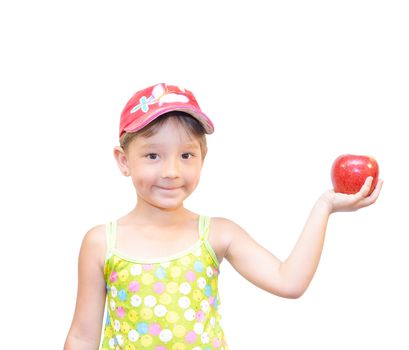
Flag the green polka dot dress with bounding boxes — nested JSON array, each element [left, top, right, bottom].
[[101, 215, 228, 350]]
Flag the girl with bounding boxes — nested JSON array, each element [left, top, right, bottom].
[[64, 83, 383, 350]]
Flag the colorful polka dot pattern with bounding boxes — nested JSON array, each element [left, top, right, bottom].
[[101, 216, 228, 350]]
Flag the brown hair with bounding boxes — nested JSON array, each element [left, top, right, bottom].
[[120, 111, 208, 158]]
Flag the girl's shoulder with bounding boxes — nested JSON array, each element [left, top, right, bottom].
[[210, 216, 244, 238], [80, 224, 107, 269], [208, 217, 244, 263]]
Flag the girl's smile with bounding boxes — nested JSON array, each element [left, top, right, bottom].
[[156, 186, 182, 191]]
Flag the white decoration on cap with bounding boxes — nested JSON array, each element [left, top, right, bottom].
[[159, 93, 189, 106]]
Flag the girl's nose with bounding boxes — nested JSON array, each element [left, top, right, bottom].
[[161, 158, 180, 178]]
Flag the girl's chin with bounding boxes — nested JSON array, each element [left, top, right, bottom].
[[138, 196, 187, 210]]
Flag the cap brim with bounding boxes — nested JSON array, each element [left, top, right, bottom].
[[123, 105, 214, 135]]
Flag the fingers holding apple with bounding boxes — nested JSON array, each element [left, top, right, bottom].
[[356, 176, 375, 198], [354, 175, 384, 208]]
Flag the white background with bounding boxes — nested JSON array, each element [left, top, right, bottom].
[[1, 1, 408, 349]]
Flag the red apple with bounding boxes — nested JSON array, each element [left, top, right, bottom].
[[331, 154, 379, 195]]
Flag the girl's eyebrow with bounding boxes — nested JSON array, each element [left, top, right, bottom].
[[140, 142, 199, 149], [140, 143, 162, 149], [183, 143, 200, 148]]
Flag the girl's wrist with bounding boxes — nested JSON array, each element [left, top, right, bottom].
[[316, 191, 335, 215]]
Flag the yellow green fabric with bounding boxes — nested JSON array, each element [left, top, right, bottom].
[[101, 215, 228, 350]]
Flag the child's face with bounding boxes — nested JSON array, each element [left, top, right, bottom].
[[120, 119, 205, 210]]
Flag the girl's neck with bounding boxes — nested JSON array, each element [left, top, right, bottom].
[[123, 201, 196, 227]]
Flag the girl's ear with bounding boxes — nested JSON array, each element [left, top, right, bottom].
[[113, 146, 130, 176]]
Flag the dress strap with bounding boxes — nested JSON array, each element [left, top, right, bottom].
[[199, 215, 211, 241], [199, 215, 220, 268], [105, 220, 117, 259]]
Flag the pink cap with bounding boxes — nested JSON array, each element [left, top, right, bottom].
[[119, 83, 214, 138]]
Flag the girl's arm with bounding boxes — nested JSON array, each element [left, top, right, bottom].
[[64, 226, 107, 350], [223, 177, 383, 299]]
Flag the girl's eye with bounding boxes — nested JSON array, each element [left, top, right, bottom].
[[146, 153, 158, 160], [182, 153, 193, 159]]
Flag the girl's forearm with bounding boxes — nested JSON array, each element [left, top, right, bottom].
[[279, 197, 332, 298]]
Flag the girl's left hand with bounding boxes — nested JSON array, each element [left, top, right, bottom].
[[320, 177, 384, 213]]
